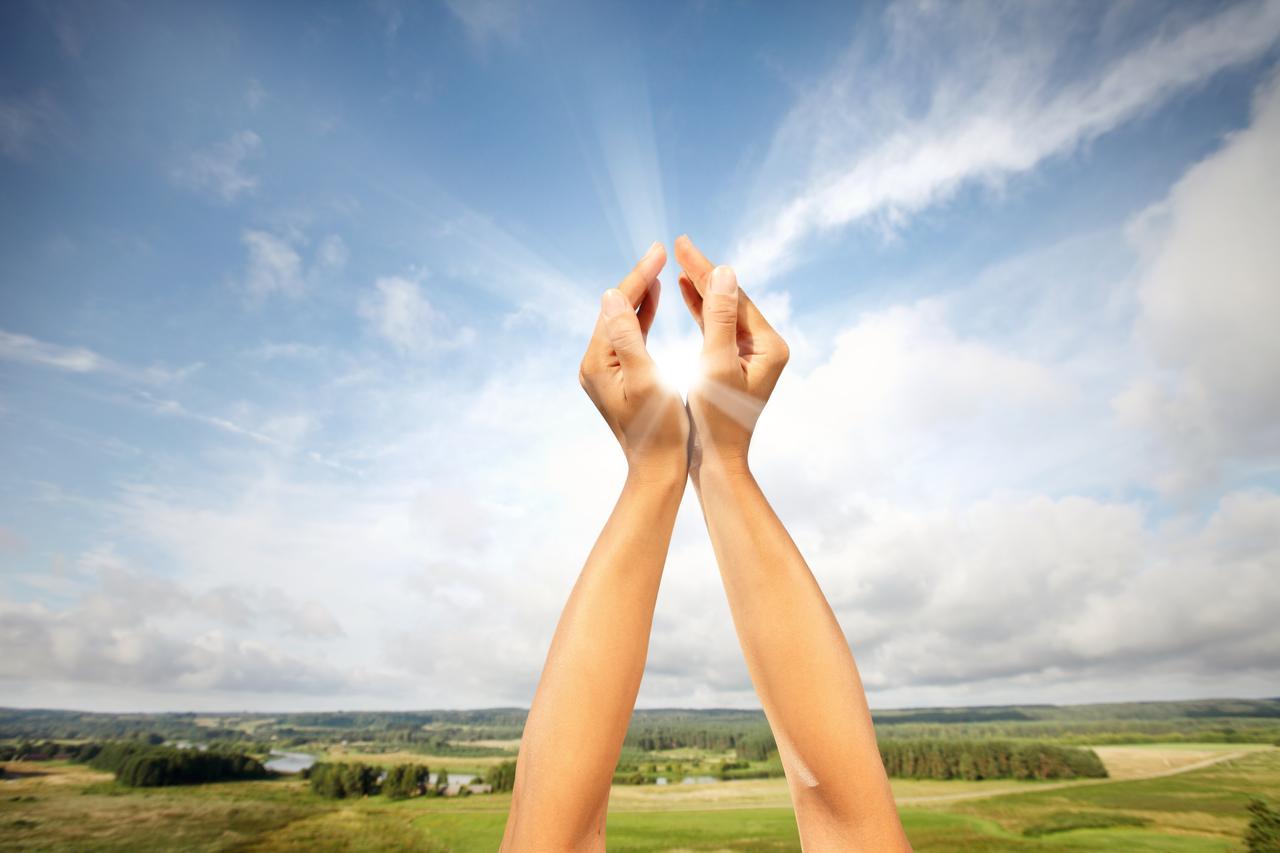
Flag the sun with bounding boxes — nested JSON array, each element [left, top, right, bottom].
[[647, 333, 703, 398]]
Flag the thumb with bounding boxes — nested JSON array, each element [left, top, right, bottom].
[[602, 288, 652, 375], [701, 266, 739, 373]]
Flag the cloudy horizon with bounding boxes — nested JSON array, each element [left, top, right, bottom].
[[2, 0, 1278, 714]]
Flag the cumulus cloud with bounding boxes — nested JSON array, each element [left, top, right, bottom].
[[171, 130, 262, 202], [733, 0, 1280, 283], [0, 551, 355, 694], [1115, 73, 1280, 495]]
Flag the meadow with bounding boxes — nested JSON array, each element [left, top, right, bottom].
[[3, 700, 1279, 851]]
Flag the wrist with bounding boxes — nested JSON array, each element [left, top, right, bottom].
[[625, 453, 688, 488], [690, 452, 753, 487]]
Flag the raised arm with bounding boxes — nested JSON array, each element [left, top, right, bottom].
[[500, 243, 689, 852], [674, 235, 911, 851]]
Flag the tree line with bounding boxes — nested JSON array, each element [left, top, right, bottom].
[[878, 740, 1107, 780], [306, 759, 517, 799], [81, 741, 267, 787], [624, 725, 777, 760]]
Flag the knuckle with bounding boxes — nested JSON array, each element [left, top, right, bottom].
[[612, 328, 643, 352], [706, 301, 737, 325]]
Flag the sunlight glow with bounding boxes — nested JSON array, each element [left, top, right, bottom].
[[648, 333, 703, 398]]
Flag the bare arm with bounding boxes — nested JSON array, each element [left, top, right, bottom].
[[501, 243, 688, 851], [675, 235, 910, 851]]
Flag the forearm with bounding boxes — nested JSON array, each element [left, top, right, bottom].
[[693, 460, 908, 850], [502, 470, 684, 851]]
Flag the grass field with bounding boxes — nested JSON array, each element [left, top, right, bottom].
[[2, 745, 1276, 850]]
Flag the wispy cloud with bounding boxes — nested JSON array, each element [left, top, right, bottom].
[[238, 229, 347, 301], [359, 275, 474, 353], [0, 330, 197, 384], [0, 330, 106, 373], [170, 130, 262, 202], [734, 0, 1280, 283]]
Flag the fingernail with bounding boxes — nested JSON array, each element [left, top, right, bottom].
[[643, 241, 661, 260], [602, 288, 629, 317], [710, 265, 737, 295]]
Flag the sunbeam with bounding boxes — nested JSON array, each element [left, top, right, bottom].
[[648, 332, 703, 399]]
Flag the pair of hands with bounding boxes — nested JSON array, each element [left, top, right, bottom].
[[578, 235, 790, 482]]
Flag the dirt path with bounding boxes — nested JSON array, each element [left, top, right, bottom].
[[894, 748, 1255, 806]]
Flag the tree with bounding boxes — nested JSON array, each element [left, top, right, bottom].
[[384, 763, 430, 799], [484, 759, 517, 792]]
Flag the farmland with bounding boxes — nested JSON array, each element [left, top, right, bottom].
[[3, 699, 1279, 850]]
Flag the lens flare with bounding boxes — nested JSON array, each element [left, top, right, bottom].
[[648, 334, 703, 398]]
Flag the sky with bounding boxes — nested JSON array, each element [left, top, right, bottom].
[[1, 0, 1278, 713]]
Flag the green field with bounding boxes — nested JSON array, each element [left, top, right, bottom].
[[3, 745, 1277, 851]]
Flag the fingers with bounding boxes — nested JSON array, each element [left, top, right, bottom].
[[601, 288, 652, 377], [674, 234, 778, 338], [701, 266, 740, 377], [678, 273, 703, 330], [584, 243, 665, 370], [637, 279, 660, 340], [618, 241, 666, 306], [673, 234, 713, 294]]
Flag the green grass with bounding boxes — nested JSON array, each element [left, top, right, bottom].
[[2, 747, 1277, 851], [1021, 811, 1149, 836]]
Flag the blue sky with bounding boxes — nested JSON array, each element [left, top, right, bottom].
[[2, 0, 1278, 712]]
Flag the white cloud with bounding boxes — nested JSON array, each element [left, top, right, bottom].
[[0, 551, 357, 695], [359, 275, 474, 352], [733, 0, 1280, 283], [1116, 72, 1280, 495], [238, 229, 346, 301], [0, 330, 106, 372], [240, 229, 302, 297], [0, 329, 199, 384], [171, 130, 262, 202]]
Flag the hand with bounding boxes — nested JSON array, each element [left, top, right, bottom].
[[674, 234, 790, 476], [579, 242, 691, 481]]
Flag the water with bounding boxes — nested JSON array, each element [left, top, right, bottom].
[[431, 773, 477, 785], [265, 751, 316, 774]]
